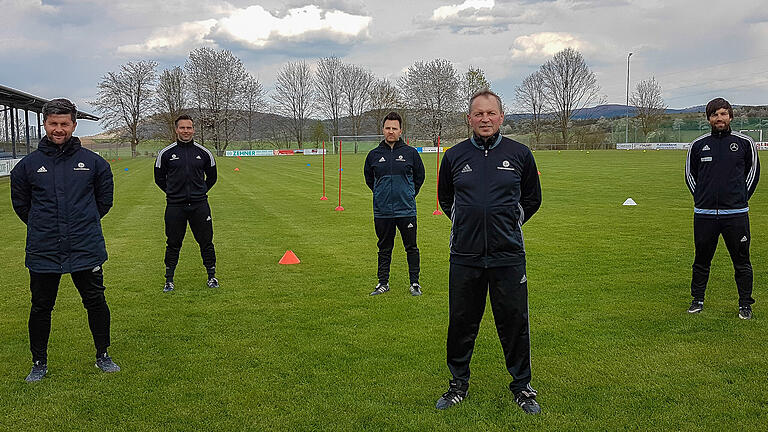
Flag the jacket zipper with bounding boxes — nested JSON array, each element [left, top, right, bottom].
[[483, 147, 488, 268]]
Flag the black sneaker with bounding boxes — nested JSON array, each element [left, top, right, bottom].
[[370, 282, 389, 296], [435, 380, 468, 410], [207, 277, 219, 288], [95, 353, 121, 373], [409, 283, 422, 296], [513, 386, 541, 415], [687, 300, 703, 314], [163, 281, 175, 293], [25, 361, 47, 382], [739, 305, 753, 320]]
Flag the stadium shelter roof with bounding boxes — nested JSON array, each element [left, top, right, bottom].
[[0, 84, 99, 121]]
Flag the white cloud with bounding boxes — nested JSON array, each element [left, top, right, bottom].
[[432, 0, 494, 20], [509, 32, 590, 61], [214, 5, 370, 47], [117, 19, 218, 55]]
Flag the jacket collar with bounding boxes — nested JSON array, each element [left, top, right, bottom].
[[177, 138, 194, 146], [379, 138, 406, 150], [470, 131, 502, 150], [38, 136, 81, 157], [710, 126, 732, 138]]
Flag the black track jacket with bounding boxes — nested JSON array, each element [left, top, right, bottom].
[[438, 133, 541, 267], [10, 136, 113, 273], [154, 140, 217, 205], [685, 128, 759, 218], [364, 139, 425, 218]]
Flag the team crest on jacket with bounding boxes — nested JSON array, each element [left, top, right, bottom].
[[730, 143, 739, 152], [170, 154, 179, 160], [396, 155, 405, 162], [74, 162, 90, 171], [497, 160, 515, 171]]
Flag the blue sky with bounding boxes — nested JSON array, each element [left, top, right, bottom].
[[2, 0, 767, 136]]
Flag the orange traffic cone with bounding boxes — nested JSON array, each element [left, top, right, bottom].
[[279, 250, 300, 265], [234, 167, 240, 172]]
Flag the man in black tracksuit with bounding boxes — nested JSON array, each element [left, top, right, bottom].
[[154, 114, 218, 292], [435, 90, 542, 414], [685, 98, 760, 319], [364, 111, 425, 296], [10, 98, 119, 382]]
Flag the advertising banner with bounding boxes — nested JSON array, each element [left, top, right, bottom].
[[0, 158, 22, 177]]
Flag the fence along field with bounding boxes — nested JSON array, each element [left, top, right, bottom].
[[0, 150, 766, 430]]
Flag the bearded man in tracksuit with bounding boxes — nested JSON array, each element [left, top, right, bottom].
[[685, 97, 760, 319], [154, 114, 218, 292], [10, 98, 119, 382], [364, 111, 425, 296], [435, 90, 542, 414]]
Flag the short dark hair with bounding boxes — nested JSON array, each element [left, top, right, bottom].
[[42, 98, 77, 122], [706, 98, 733, 119], [469, 88, 503, 113], [175, 114, 194, 127], [382, 111, 402, 128]]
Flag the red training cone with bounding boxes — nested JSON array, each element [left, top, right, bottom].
[[537, 170, 541, 175], [279, 250, 300, 265]]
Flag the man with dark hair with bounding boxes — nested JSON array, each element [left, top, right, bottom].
[[364, 111, 425, 296], [685, 97, 760, 319], [435, 89, 542, 414], [154, 114, 218, 292], [10, 98, 119, 382]]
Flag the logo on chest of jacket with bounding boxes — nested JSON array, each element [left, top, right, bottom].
[[396, 155, 405, 162], [196, 155, 202, 160], [730, 143, 739, 152], [497, 160, 515, 171], [741, 235, 748, 243], [461, 164, 472, 173], [170, 154, 179, 160], [37, 166, 48, 173], [379, 157, 386, 162], [74, 162, 90, 171], [702, 145, 710, 151]]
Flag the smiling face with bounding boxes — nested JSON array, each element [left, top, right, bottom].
[[175, 119, 195, 142], [469, 94, 504, 138], [708, 108, 732, 132], [43, 114, 77, 145]]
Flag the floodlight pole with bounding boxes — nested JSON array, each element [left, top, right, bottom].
[[626, 52, 633, 144]]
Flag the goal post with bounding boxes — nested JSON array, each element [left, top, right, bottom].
[[331, 135, 384, 154]]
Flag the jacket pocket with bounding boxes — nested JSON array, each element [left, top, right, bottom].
[[487, 206, 522, 254]]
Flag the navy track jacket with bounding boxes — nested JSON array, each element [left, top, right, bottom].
[[685, 128, 760, 218], [438, 134, 541, 268], [154, 140, 217, 205], [364, 139, 425, 218], [10, 137, 113, 273]]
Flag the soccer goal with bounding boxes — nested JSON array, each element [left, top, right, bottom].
[[739, 129, 764, 142], [331, 135, 384, 154]]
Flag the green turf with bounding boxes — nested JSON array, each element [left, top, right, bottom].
[[0, 149, 766, 431]]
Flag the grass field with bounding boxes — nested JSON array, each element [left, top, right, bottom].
[[0, 149, 766, 431]]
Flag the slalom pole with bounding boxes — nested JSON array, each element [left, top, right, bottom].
[[320, 140, 328, 200], [335, 140, 344, 211], [433, 136, 443, 215]]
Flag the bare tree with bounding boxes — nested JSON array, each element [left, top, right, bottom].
[[630, 77, 667, 140], [399, 58, 460, 145], [538, 48, 603, 145], [340, 63, 375, 150], [515, 71, 546, 147], [185, 47, 248, 154], [368, 78, 401, 131], [241, 74, 265, 149], [272, 60, 314, 148], [155, 66, 186, 142], [462, 66, 490, 138], [314, 56, 344, 137], [92, 60, 157, 157]]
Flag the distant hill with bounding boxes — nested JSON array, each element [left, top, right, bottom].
[[506, 104, 707, 121]]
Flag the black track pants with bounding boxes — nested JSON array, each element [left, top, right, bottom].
[[374, 216, 419, 284], [29, 267, 111, 363], [691, 214, 754, 306], [446, 262, 532, 393], [164, 201, 216, 279]]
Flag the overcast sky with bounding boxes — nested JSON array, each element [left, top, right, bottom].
[[3, 0, 768, 136]]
